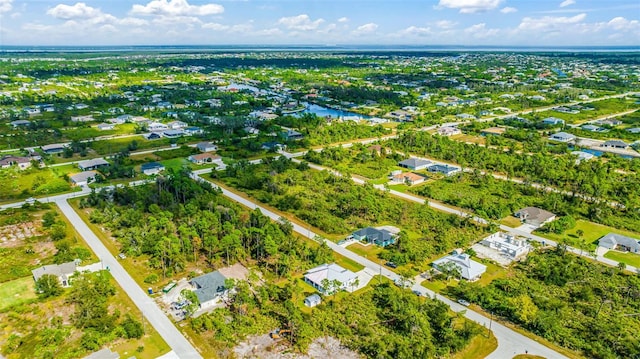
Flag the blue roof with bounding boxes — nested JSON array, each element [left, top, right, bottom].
[[141, 162, 164, 170]]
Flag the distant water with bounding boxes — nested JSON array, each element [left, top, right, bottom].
[[0, 45, 639, 53]]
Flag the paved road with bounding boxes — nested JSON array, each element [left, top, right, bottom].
[[191, 173, 566, 359], [55, 199, 202, 359]]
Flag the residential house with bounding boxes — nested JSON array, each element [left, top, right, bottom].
[[244, 126, 260, 135], [96, 123, 115, 131], [398, 158, 431, 171], [352, 227, 397, 247], [437, 126, 461, 136], [597, 119, 622, 126], [598, 233, 640, 253], [304, 263, 358, 294], [480, 127, 506, 136], [542, 117, 565, 126], [70, 171, 98, 186], [32, 260, 79, 287], [367, 145, 383, 154], [78, 158, 109, 171], [190, 271, 228, 309], [261, 142, 284, 151], [581, 124, 606, 132], [163, 129, 183, 139], [432, 252, 487, 281], [480, 232, 530, 260], [601, 140, 628, 149], [427, 164, 461, 176], [390, 172, 426, 186], [456, 113, 476, 120], [514, 207, 556, 228], [304, 293, 322, 308], [10, 119, 30, 128], [148, 122, 169, 131], [196, 142, 218, 152], [626, 128, 640, 134], [548, 132, 576, 143], [282, 129, 304, 141], [143, 132, 163, 140], [83, 348, 120, 359], [188, 153, 221, 165], [41, 143, 67, 154], [71, 115, 94, 123], [572, 151, 595, 162], [0, 156, 33, 170], [141, 162, 165, 176], [167, 120, 187, 129], [184, 127, 203, 136]]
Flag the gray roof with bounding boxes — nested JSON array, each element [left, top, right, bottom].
[[549, 132, 576, 140], [433, 253, 487, 280], [41, 143, 66, 151], [515, 207, 555, 225], [353, 227, 393, 244], [78, 158, 109, 170], [598, 233, 640, 251], [83, 348, 120, 359], [627, 127, 640, 134], [32, 260, 78, 282], [602, 140, 628, 147], [191, 271, 227, 304], [428, 164, 460, 174], [10, 120, 30, 126], [70, 171, 97, 184], [398, 158, 431, 169], [304, 294, 322, 306], [141, 162, 164, 171]]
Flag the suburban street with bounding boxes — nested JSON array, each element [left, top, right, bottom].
[[191, 173, 567, 359], [55, 199, 202, 359]]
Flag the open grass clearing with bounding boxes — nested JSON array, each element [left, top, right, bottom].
[[534, 219, 640, 251], [604, 251, 640, 268], [0, 276, 37, 311]]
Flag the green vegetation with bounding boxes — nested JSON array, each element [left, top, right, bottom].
[[447, 249, 640, 359], [535, 219, 640, 251], [604, 251, 640, 268], [303, 144, 405, 180], [0, 167, 72, 202], [0, 277, 37, 311], [218, 157, 487, 267]]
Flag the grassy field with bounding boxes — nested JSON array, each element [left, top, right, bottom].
[[346, 242, 385, 264], [91, 136, 173, 155], [535, 219, 640, 251], [0, 167, 72, 202], [500, 216, 523, 228], [0, 277, 37, 311], [604, 251, 640, 268], [451, 331, 497, 359]]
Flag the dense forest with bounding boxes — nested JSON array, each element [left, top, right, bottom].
[[447, 248, 640, 359], [217, 157, 487, 265]]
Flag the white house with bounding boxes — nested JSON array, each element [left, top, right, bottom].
[[148, 122, 169, 131], [432, 252, 487, 281], [70, 171, 97, 186], [304, 263, 357, 294], [96, 123, 115, 131], [548, 132, 576, 143], [304, 294, 322, 308], [480, 232, 530, 260], [32, 260, 79, 287]]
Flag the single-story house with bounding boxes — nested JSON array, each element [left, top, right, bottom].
[[41, 143, 67, 154], [514, 207, 556, 228], [282, 129, 304, 141], [304, 293, 322, 308], [70, 171, 98, 186], [542, 117, 565, 126], [163, 129, 183, 138], [427, 164, 461, 176], [262, 142, 284, 151], [598, 233, 640, 253], [32, 259, 79, 287], [480, 232, 530, 260], [167, 120, 187, 129], [304, 263, 358, 295], [184, 127, 203, 136], [352, 227, 396, 247], [10, 119, 30, 128], [143, 132, 163, 140], [548, 132, 576, 143], [78, 158, 109, 171], [432, 252, 487, 281], [572, 151, 595, 162], [437, 126, 461, 136], [581, 124, 606, 132], [148, 122, 168, 131], [83, 348, 120, 359], [0, 155, 33, 170], [627, 127, 640, 134], [141, 162, 165, 176], [398, 158, 431, 171], [196, 142, 218, 153], [244, 126, 260, 135], [188, 153, 221, 165], [480, 127, 506, 136], [601, 140, 628, 149], [71, 115, 94, 123], [391, 172, 426, 186], [96, 123, 115, 131], [190, 271, 228, 309]]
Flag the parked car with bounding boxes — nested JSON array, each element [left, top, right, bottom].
[[412, 290, 422, 296], [385, 261, 398, 268], [118, 253, 127, 259], [25, 197, 36, 204], [457, 299, 470, 307]]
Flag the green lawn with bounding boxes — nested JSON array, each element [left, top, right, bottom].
[[334, 254, 365, 273], [535, 219, 640, 251], [0, 277, 37, 311], [500, 216, 523, 228], [347, 242, 384, 264], [451, 331, 497, 359], [604, 251, 640, 268], [0, 167, 73, 202]]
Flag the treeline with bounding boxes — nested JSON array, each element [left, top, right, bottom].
[[218, 157, 487, 265], [447, 249, 640, 359], [321, 85, 404, 106], [389, 132, 640, 209]]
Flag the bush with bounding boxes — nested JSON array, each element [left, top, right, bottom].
[[144, 274, 159, 284], [121, 315, 144, 339]]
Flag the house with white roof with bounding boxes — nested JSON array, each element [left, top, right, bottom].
[[432, 252, 487, 281], [480, 232, 530, 261], [548, 132, 576, 143], [304, 263, 357, 294]]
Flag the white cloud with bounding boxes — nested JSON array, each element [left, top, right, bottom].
[[500, 6, 517, 14], [438, 0, 503, 14], [337, 17, 349, 23], [131, 0, 224, 17], [607, 17, 640, 31], [152, 15, 202, 26], [435, 20, 457, 29], [277, 14, 324, 31], [202, 22, 229, 31], [559, 0, 575, 8], [0, 0, 12, 13], [401, 26, 432, 36], [47, 2, 102, 19], [517, 13, 587, 32], [352, 22, 378, 35], [119, 17, 149, 26], [464, 23, 499, 38]]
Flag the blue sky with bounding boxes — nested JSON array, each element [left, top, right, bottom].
[[0, 0, 638, 46]]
